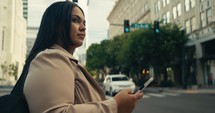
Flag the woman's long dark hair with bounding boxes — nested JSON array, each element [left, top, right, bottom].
[[27, 1, 84, 64], [12, 1, 84, 92]]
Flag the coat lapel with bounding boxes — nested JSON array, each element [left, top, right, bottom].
[[77, 64, 106, 100]]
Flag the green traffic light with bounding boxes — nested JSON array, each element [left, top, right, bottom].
[[125, 28, 129, 32], [156, 29, 159, 33]]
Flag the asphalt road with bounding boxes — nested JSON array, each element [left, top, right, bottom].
[[133, 92, 215, 113]]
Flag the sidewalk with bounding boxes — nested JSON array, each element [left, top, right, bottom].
[[0, 86, 13, 96], [164, 87, 215, 94], [144, 86, 215, 94]]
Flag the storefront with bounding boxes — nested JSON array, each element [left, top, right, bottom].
[[201, 39, 215, 86]]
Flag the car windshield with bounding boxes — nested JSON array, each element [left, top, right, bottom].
[[112, 76, 129, 81]]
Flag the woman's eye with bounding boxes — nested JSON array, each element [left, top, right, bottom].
[[72, 19, 79, 23]]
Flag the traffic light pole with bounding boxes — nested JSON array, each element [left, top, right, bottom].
[[109, 23, 123, 26]]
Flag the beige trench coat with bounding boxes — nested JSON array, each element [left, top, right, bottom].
[[24, 44, 117, 113]]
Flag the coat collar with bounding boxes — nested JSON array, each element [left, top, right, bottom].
[[50, 44, 79, 64]]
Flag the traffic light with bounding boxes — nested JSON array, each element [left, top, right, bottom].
[[124, 20, 130, 33], [154, 20, 159, 33]]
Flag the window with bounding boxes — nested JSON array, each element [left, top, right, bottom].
[[177, 3, 181, 16], [112, 77, 129, 81], [158, 1, 161, 11], [206, 8, 212, 26], [172, 3, 181, 19], [201, 4, 204, 11], [166, 11, 170, 23], [185, 0, 195, 12], [207, 0, 211, 7], [200, 11, 206, 28], [191, 17, 196, 31], [1, 30, 4, 51], [185, 0, 190, 11], [173, 6, 177, 19], [191, 0, 195, 8], [163, 0, 166, 7], [162, 0, 169, 7], [162, 11, 170, 24], [167, 0, 170, 4], [163, 14, 167, 24], [106, 77, 110, 82], [154, 1, 160, 14], [185, 19, 190, 33]]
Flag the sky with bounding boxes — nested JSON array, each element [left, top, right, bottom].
[[87, 0, 116, 47]]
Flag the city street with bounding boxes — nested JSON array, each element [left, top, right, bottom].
[[1, 87, 215, 113], [106, 88, 215, 113], [134, 91, 215, 113]]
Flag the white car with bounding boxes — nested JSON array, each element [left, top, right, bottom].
[[103, 74, 136, 96]]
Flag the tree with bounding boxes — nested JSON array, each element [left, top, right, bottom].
[[1, 61, 8, 80], [86, 23, 188, 86], [86, 41, 112, 81], [1, 62, 19, 81], [8, 63, 18, 80]]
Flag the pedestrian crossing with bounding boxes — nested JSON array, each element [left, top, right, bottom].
[[106, 92, 180, 99], [142, 92, 180, 98]]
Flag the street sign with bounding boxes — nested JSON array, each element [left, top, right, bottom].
[[131, 23, 151, 29]]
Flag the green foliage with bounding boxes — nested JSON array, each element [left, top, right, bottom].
[[8, 63, 18, 80], [1, 61, 19, 80], [86, 23, 188, 85]]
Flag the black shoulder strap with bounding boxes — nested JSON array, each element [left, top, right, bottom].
[[10, 63, 29, 95]]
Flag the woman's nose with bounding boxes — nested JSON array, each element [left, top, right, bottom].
[[80, 23, 86, 31]]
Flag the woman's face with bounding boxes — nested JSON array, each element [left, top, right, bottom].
[[70, 6, 86, 48]]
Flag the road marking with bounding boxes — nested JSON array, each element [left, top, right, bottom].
[[161, 92, 180, 96], [147, 93, 166, 97], [142, 95, 150, 98]]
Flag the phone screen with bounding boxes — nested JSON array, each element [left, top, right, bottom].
[[138, 77, 154, 92]]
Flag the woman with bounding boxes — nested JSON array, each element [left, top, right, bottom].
[[24, 1, 143, 113]]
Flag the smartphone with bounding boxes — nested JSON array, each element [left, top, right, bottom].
[[138, 77, 154, 92]]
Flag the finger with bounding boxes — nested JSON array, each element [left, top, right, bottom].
[[135, 91, 144, 99], [123, 89, 132, 93], [135, 90, 143, 94]]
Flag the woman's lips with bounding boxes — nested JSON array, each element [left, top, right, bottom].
[[77, 34, 85, 39]]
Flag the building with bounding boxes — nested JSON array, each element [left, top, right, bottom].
[[107, 0, 152, 39], [0, 0, 27, 85], [107, 0, 215, 87], [22, 0, 28, 20], [26, 26, 38, 57], [25, 0, 47, 58]]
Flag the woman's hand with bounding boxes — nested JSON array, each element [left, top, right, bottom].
[[114, 89, 144, 113]]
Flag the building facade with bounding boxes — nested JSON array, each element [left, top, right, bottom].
[[107, 0, 152, 39], [26, 26, 38, 57], [107, 0, 215, 87], [22, 0, 28, 20], [0, 0, 27, 85]]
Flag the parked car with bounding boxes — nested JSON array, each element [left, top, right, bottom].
[[103, 74, 136, 96]]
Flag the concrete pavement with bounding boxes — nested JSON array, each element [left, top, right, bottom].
[[0, 86, 13, 96], [144, 87, 215, 94]]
